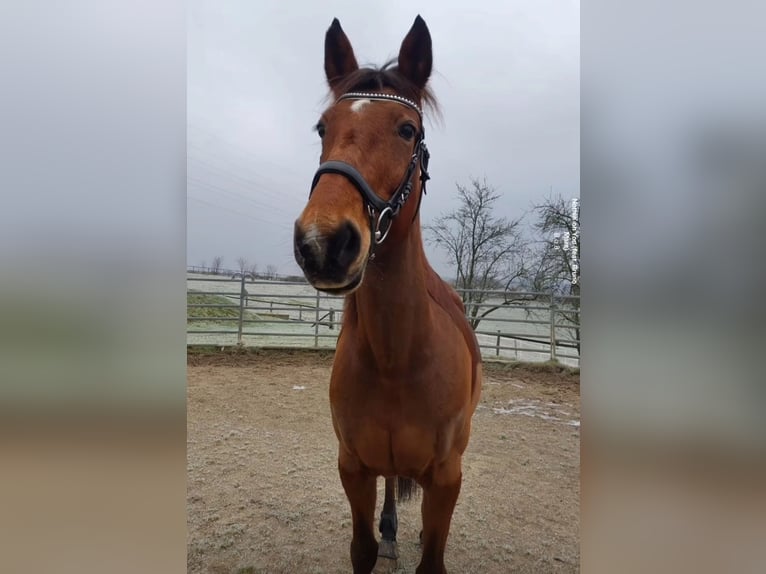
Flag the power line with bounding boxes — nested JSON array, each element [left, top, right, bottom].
[[187, 153, 308, 210], [187, 196, 291, 229], [187, 121, 315, 179], [187, 175, 294, 218], [186, 123, 316, 204]]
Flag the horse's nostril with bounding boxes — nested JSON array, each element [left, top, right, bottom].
[[329, 221, 361, 270], [298, 241, 313, 260], [294, 224, 322, 272], [344, 222, 360, 258], [335, 223, 352, 252]]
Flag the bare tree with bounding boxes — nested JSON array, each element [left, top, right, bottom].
[[248, 263, 258, 277], [265, 264, 278, 280], [425, 178, 529, 329], [211, 255, 224, 275], [236, 257, 248, 273]]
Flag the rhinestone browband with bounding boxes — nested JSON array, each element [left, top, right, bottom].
[[336, 92, 423, 120]]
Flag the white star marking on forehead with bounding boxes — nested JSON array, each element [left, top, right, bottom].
[[350, 99, 370, 113], [337, 92, 424, 120]]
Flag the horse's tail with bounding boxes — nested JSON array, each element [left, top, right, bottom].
[[397, 476, 419, 503]]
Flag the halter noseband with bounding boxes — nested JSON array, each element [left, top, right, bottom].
[[309, 92, 431, 254]]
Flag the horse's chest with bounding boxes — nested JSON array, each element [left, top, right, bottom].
[[334, 416, 439, 477], [330, 383, 457, 477]]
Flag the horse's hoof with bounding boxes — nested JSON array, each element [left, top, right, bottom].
[[377, 539, 399, 560], [373, 540, 399, 573]]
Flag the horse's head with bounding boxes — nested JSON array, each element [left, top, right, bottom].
[[293, 16, 434, 294]]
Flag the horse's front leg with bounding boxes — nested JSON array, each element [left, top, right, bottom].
[[338, 450, 379, 574], [416, 455, 462, 574]]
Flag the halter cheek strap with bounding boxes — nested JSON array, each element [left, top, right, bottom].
[[309, 92, 431, 256]]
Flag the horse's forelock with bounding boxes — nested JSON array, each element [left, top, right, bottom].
[[329, 61, 439, 118]]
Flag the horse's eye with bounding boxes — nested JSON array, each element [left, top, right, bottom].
[[398, 123, 416, 140], [316, 123, 326, 138]]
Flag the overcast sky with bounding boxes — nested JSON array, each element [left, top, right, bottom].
[[187, 0, 580, 277]]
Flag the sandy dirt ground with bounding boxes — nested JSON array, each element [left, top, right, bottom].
[[187, 350, 580, 573]]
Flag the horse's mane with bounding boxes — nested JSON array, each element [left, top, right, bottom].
[[331, 60, 440, 119]]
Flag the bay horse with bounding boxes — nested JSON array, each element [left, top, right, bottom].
[[293, 15, 482, 574]]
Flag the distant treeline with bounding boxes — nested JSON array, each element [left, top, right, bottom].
[[186, 265, 307, 283]]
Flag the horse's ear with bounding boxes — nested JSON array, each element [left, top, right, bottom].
[[397, 15, 432, 90], [324, 18, 359, 92]]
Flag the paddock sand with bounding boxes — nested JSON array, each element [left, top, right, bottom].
[[187, 350, 579, 573]]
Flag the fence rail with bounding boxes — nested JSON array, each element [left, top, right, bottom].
[[186, 271, 580, 366]]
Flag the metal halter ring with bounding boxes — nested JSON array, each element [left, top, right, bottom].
[[373, 206, 394, 245]]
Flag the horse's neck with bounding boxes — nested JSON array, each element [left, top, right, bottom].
[[348, 227, 431, 370]]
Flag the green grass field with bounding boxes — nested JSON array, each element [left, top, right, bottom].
[[187, 291, 259, 323]]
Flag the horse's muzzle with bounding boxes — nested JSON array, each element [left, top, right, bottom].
[[293, 220, 363, 292]]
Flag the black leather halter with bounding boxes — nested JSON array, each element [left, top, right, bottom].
[[309, 92, 431, 254]]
